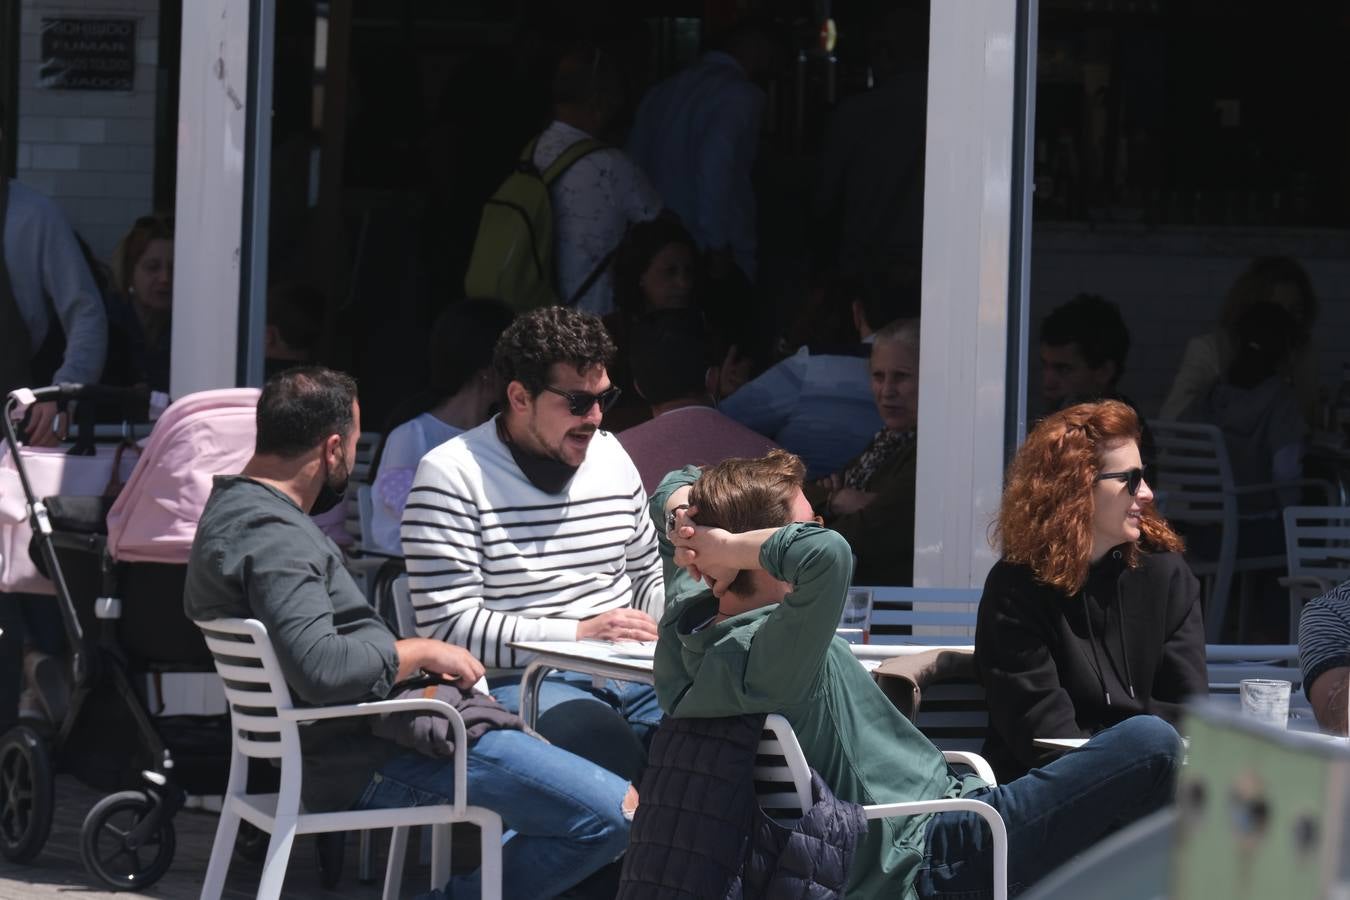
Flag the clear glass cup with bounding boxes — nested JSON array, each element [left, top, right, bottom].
[[838, 588, 873, 644], [1239, 678, 1291, 730]]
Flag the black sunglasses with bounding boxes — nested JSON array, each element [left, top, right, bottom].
[[1095, 467, 1146, 496], [541, 384, 622, 416]]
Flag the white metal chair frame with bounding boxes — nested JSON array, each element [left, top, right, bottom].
[[755, 714, 1008, 900], [1282, 505, 1350, 638], [195, 617, 503, 900], [1151, 421, 1329, 642]]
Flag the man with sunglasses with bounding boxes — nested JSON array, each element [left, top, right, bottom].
[[403, 306, 664, 768]]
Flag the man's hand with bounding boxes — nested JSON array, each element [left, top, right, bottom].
[[23, 401, 63, 447], [395, 637, 485, 688], [670, 505, 739, 595], [577, 608, 659, 642], [716, 344, 752, 400]]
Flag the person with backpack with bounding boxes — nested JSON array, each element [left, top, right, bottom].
[[464, 42, 661, 316]]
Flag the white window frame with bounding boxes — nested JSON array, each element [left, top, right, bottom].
[[913, 0, 1036, 588]]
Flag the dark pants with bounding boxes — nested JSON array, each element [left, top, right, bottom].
[[917, 715, 1184, 898]]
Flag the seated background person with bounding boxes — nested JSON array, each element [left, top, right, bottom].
[[803, 317, 919, 585], [368, 298, 514, 554], [1161, 255, 1320, 424], [975, 400, 1207, 782], [655, 450, 1185, 898], [617, 308, 777, 494], [1298, 580, 1350, 735], [402, 306, 665, 760], [717, 274, 912, 478], [1183, 300, 1306, 509], [1038, 292, 1154, 466], [185, 367, 633, 898]]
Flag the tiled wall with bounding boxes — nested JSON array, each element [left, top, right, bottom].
[[1029, 224, 1350, 419], [15, 0, 160, 261]]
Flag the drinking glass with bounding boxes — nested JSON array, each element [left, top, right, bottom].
[[1239, 678, 1291, 730], [838, 588, 873, 645]]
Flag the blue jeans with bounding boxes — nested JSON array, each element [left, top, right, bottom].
[[488, 672, 663, 749], [355, 729, 631, 899], [916, 716, 1184, 898]]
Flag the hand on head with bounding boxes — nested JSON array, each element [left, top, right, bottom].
[[670, 504, 739, 597]]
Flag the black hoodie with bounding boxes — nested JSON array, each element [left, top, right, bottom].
[[973, 547, 1207, 782]]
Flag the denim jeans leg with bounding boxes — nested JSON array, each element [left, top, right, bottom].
[[357, 729, 631, 899], [917, 715, 1184, 899], [489, 671, 661, 748]]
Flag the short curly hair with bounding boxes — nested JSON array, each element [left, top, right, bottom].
[[493, 306, 616, 395], [994, 400, 1182, 594]]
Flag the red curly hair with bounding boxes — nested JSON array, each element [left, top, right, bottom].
[[994, 400, 1182, 594]]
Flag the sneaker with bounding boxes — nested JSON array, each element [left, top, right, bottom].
[[17, 683, 46, 722]]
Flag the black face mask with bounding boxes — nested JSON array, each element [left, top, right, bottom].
[[309, 447, 350, 516]]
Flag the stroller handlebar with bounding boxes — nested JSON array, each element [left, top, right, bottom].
[[14, 383, 148, 405]]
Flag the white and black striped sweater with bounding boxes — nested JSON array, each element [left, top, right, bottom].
[[402, 418, 664, 673]]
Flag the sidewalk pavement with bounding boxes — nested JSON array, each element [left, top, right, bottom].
[[0, 775, 423, 899]]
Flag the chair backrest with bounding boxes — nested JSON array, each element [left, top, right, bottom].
[[866, 586, 982, 644], [753, 714, 814, 824], [195, 617, 299, 761], [1149, 421, 1235, 527], [344, 431, 381, 543], [1283, 505, 1350, 585]]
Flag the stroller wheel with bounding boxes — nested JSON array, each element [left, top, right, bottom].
[[0, 725, 54, 863], [80, 790, 176, 891]]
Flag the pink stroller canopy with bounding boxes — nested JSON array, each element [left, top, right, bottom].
[[106, 388, 260, 563]]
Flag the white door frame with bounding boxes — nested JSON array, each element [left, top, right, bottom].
[[913, 0, 1036, 588], [170, 0, 272, 397]]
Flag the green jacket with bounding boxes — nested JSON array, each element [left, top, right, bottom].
[[649, 467, 983, 900]]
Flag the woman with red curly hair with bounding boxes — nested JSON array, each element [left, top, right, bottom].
[[974, 400, 1207, 782]]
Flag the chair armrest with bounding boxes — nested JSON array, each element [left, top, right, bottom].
[[942, 750, 997, 784], [863, 797, 1008, 900], [1278, 575, 1335, 596], [1231, 478, 1335, 504], [281, 697, 470, 814]]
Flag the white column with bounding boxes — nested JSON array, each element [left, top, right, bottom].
[[168, 0, 251, 397], [912, 0, 1027, 588]]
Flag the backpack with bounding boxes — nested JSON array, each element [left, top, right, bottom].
[[463, 135, 607, 311]]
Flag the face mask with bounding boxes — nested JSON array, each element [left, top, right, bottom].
[[309, 445, 350, 516]]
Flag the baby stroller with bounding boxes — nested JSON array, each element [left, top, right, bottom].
[[0, 383, 261, 890]]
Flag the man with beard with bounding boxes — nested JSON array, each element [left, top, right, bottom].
[[186, 367, 636, 898], [403, 306, 664, 764]]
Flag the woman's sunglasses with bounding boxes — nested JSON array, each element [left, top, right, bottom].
[[542, 385, 622, 417], [1095, 467, 1146, 496]]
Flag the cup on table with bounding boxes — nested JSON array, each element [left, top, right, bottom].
[[1239, 678, 1291, 729], [838, 588, 873, 645]]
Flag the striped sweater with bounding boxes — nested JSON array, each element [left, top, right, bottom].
[[402, 418, 664, 671]]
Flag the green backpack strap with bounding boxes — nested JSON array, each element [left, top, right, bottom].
[[540, 137, 607, 185]]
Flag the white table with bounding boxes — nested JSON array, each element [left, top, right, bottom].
[[509, 640, 656, 728], [507, 639, 964, 726]]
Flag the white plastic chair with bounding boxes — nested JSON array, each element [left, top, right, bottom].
[[1282, 505, 1350, 637], [194, 617, 502, 900], [755, 714, 1008, 900], [863, 586, 983, 645], [1151, 421, 1327, 641]]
